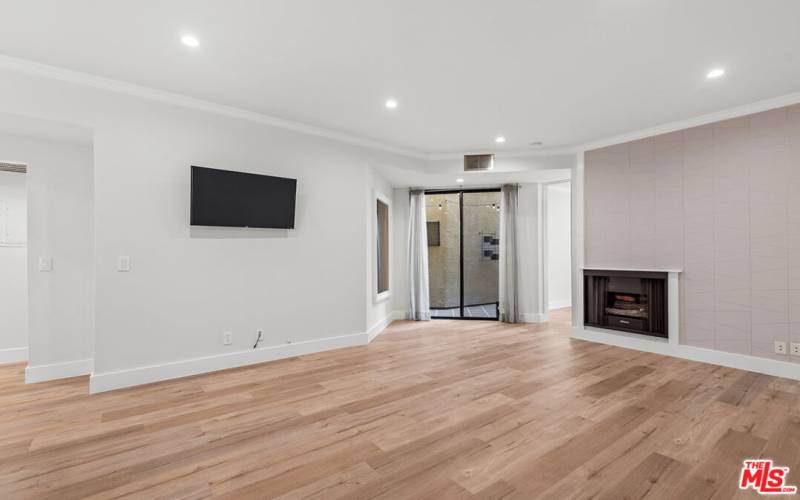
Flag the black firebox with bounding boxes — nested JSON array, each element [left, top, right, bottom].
[[583, 269, 667, 338]]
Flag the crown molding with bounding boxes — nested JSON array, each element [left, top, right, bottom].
[[0, 55, 426, 160], [577, 91, 800, 153], [2, 55, 797, 162]]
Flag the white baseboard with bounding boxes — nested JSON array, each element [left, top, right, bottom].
[[522, 312, 548, 323], [0, 346, 27, 364], [391, 310, 407, 321], [26, 358, 92, 383], [572, 326, 800, 381], [90, 331, 371, 394], [548, 299, 572, 310], [367, 315, 393, 342]]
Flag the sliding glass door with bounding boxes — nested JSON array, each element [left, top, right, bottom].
[[426, 189, 500, 319]]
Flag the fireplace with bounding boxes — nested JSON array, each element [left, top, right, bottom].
[[583, 269, 667, 338]]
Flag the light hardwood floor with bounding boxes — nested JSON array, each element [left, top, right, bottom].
[[1, 309, 799, 499]]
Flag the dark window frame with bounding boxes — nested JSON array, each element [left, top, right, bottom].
[[425, 188, 501, 321]]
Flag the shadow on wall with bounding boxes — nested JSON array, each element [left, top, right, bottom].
[[189, 226, 290, 239]]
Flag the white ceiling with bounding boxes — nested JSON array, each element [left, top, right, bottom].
[[0, 0, 798, 155]]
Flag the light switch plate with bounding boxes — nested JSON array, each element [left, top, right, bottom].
[[774, 341, 787, 355], [38, 257, 53, 272], [223, 332, 233, 345], [791, 343, 800, 356], [117, 256, 131, 272]]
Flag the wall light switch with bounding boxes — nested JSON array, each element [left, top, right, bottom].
[[223, 331, 233, 345], [774, 341, 787, 355], [117, 256, 131, 272], [791, 343, 800, 356], [38, 257, 53, 272]]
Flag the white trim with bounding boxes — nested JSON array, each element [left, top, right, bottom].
[[536, 183, 545, 320], [0, 55, 425, 160], [0, 346, 27, 364], [373, 190, 392, 303], [25, 358, 92, 383], [571, 326, 800, 381], [367, 315, 393, 343], [391, 310, 407, 321], [570, 153, 584, 329], [667, 271, 680, 346], [582, 267, 683, 273], [2, 55, 797, 160], [522, 312, 548, 323], [90, 332, 371, 393], [548, 299, 572, 310], [578, 92, 800, 153], [427, 93, 800, 159]]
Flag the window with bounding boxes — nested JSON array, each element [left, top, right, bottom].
[[376, 196, 390, 297], [427, 221, 440, 246]]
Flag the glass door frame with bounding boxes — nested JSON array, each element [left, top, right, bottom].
[[425, 187, 501, 320]]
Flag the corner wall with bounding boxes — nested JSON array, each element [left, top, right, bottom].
[[0, 67, 423, 392], [0, 131, 94, 379], [0, 168, 27, 362]]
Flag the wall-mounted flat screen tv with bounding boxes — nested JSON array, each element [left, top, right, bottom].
[[190, 166, 297, 229]]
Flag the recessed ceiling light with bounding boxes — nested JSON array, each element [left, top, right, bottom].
[[385, 98, 398, 109], [495, 136, 506, 144], [706, 67, 725, 79], [456, 178, 464, 184], [529, 141, 543, 148], [181, 34, 200, 48]]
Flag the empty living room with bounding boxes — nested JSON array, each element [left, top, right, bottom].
[[1, 1, 800, 498]]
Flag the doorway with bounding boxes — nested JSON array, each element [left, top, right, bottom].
[[0, 162, 27, 363], [425, 189, 500, 320], [543, 181, 572, 313]]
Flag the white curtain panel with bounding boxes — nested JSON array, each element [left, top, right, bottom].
[[407, 189, 431, 320], [499, 184, 520, 323]]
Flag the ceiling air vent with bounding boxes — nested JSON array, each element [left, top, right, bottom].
[[463, 154, 494, 172], [0, 162, 27, 173]]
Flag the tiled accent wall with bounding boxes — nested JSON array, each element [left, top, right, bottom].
[[584, 104, 800, 362]]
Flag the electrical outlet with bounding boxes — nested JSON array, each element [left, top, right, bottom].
[[223, 331, 233, 345], [774, 341, 787, 355], [117, 256, 131, 272], [38, 257, 53, 272], [791, 343, 800, 356]]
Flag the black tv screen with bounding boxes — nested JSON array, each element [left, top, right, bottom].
[[190, 166, 297, 229]]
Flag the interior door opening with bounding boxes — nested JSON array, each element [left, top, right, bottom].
[[425, 189, 500, 320]]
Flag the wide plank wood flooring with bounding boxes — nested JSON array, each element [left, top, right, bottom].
[[1, 308, 799, 499]]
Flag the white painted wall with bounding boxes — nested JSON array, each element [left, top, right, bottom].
[[391, 188, 411, 318], [517, 183, 544, 322], [0, 132, 95, 379], [0, 68, 423, 390], [0, 169, 27, 362], [546, 182, 572, 310]]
